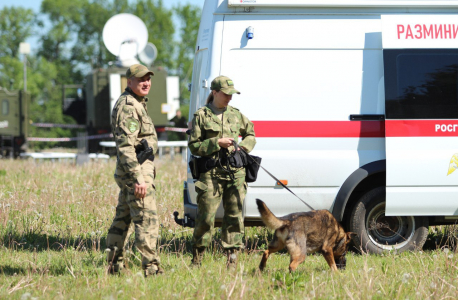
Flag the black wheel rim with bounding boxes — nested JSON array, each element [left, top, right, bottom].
[[366, 202, 415, 250]]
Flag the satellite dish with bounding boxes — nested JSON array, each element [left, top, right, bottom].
[[102, 13, 148, 67], [138, 42, 158, 66]]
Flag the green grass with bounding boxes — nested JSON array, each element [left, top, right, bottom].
[[1, 159, 458, 299]]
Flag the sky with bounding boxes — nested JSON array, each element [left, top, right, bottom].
[[1, 0, 206, 54], [0, 0, 206, 12]]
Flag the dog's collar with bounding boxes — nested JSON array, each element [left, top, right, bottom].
[[334, 237, 345, 251]]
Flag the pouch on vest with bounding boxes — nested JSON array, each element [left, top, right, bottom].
[[135, 139, 154, 164], [245, 154, 262, 183], [189, 155, 200, 179], [189, 155, 218, 179], [231, 140, 262, 183]]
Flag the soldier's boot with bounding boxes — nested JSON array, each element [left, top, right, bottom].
[[226, 248, 239, 271], [144, 263, 165, 277], [190, 247, 205, 267], [108, 262, 123, 275], [156, 265, 165, 275], [107, 250, 124, 275]]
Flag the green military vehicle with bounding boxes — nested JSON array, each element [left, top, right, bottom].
[[0, 88, 29, 158], [85, 66, 179, 152]]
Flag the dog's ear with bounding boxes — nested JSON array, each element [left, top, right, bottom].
[[346, 232, 356, 242]]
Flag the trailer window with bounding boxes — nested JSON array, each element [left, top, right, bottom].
[[384, 49, 458, 119], [2, 100, 8, 115]]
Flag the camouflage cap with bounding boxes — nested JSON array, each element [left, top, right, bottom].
[[210, 75, 240, 95], [126, 64, 154, 78]]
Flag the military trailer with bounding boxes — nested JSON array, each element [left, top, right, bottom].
[[85, 66, 179, 151], [0, 88, 29, 158]]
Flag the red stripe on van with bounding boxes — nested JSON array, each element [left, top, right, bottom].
[[385, 120, 458, 137], [252, 121, 385, 138]]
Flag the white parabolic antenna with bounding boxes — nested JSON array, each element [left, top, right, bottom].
[[103, 13, 148, 66], [139, 42, 158, 66]]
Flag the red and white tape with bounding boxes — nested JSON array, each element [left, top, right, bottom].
[[27, 127, 188, 142], [31, 123, 188, 132], [162, 127, 188, 133]]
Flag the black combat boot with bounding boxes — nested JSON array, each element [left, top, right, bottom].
[[191, 247, 205, 267]]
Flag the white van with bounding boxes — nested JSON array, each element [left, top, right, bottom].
[[176, 0, 458, 253]]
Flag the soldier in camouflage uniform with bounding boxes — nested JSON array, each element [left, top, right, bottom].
[[188, 75, 256, 269], [106, 64, 163, 277]]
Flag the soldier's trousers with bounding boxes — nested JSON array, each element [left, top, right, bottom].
[[192, 172, 247, 249], [106, 160, 160, 270]]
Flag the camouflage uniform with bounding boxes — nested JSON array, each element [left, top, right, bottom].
[[106, 68, 160, 275], [189, 90, 256, 253]]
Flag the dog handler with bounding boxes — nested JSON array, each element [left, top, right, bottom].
[[106, 64, 163, 277], [188, 75, 256, 269]]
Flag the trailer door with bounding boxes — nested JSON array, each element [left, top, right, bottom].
[[382, 15, 458, 216]]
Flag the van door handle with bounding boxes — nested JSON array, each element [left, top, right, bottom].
[[349, 114, 385, 121]]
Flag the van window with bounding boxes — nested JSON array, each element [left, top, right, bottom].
[[2, 100, 8, 115], [384, 49, 458, 119]]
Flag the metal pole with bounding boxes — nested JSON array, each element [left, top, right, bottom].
[[23, 54, 27, 92]]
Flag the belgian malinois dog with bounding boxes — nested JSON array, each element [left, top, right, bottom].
[[256, 199, 352, 272]]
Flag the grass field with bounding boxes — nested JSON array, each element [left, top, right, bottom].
[[1, 158, 458, 299]]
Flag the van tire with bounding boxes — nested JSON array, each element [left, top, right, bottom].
[[349, 186, 428, 254]]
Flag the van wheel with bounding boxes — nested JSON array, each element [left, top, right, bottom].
[[349, 186, 428, 254]]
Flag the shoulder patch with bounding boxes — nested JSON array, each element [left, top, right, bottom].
[[126, 118, 139, 133]]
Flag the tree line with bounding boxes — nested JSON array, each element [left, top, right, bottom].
[[0, 0, 200, 147]]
